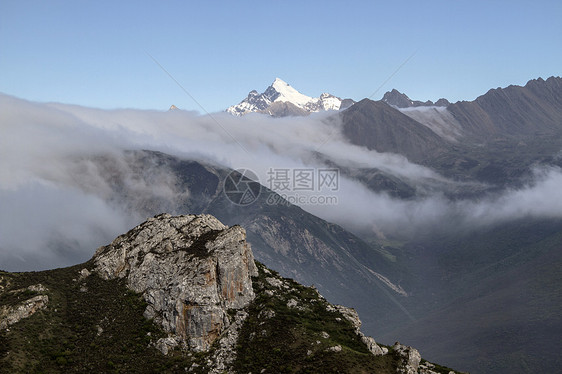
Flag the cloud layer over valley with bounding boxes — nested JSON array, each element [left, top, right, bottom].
[[2, 93, 562, 270]]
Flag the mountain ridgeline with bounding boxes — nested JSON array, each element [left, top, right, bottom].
[[338, 77, 562, 194], [448, 76, 562, 138], [343, 77, 562, 151], [229, 76, 562, 186], [382, 89, 450, 108]]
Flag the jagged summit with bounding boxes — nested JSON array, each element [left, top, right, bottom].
[[227, 78, 354, 117], [382, 88, 449, 108]]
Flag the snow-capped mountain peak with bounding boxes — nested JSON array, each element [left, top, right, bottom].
[[270, 78, 313, 107], [272, 77, 286, 85], [227, 78, 354, 117]]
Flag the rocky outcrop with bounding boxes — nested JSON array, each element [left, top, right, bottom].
[[330, 304, 386, 356], [88, 213, 458, 372], [393, 342, 422, 374], [0, 213, 465, 373], [0, 284, 49, 329], [93, 213, 258, 352], [394, 346, 461, 374], [418, 361, 457, 374]]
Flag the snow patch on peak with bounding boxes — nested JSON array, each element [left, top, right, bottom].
[[227, 78, 353, 117], [272, 77, 288, 86], [271, 78, 314, 107], [317, 93, 342, 111]]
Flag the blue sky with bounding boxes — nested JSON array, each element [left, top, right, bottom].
[[1, 0, 561, 112]]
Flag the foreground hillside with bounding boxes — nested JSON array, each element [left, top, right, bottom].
[[0, 214, 460, 373]]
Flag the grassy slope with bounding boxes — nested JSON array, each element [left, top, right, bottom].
[[0, 259, 459, 374], [233, 262, 397, 374], [0, 262, 196, 373]]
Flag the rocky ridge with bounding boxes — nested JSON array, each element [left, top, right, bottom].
[[382, 89, 450, 108], [0, 214, 462, 373], [90, 213, 460, 373], [93, 213, 258, 353]]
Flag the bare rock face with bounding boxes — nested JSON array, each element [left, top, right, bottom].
[[0, 284, 49, 329], [393, 342, 422, 374], [93, 213, 258, 352]]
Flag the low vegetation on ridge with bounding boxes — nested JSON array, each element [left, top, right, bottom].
[[0, 258, 458, 373]]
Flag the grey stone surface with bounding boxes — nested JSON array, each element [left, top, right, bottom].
[[0, 285, 49, 329], [393, 342, 422, 374], [94, 213, 257, 352]]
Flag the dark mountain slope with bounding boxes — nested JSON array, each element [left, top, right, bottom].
[[448, 76, 562, 139], [379, 218, 562, 374], [340, 99, 448, 163], [340, 77, 562, 191]]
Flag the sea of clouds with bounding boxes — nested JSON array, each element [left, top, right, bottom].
[[2, 93, 562, 271]]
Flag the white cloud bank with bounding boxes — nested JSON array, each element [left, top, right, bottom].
[[1, 93, 561, 270]]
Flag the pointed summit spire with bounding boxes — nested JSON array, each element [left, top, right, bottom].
[[272, 77, 288, 86]]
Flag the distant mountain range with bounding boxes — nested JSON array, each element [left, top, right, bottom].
[[228, 76, 562, 145], [226, 78, 355, 117], [344, 77, 562, 183], [2, 75, 562, 374]]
